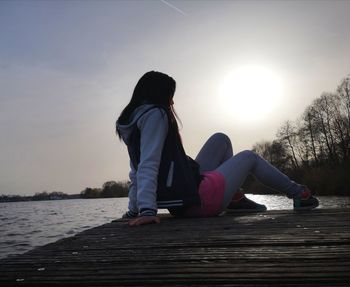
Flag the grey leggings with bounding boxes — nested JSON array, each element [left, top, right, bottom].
[[195, 133, 304, 211]]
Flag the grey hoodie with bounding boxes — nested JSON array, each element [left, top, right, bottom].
[[118, 104, 168, 216]]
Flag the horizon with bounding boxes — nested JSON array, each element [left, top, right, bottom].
[[1, 0, 350, 195]]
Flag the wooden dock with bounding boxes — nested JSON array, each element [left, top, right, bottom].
[[1, 208, 350, 286]]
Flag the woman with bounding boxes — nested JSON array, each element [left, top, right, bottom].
[[116, 71, 319, 226]]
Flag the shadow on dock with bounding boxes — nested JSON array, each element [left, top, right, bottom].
[[1, 208, 349, 286]]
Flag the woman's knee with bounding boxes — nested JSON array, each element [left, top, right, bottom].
[[209, 132, 232, 146], [237, 149, 257, 160]]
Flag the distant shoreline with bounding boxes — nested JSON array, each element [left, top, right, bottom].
[[2, 192, 350, 203], [0, 194, 129, 203], [1, 181, 130, 203]]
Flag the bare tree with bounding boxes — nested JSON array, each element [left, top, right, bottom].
[[327, 92, 349, 160], [337, 76, 350, 130], [312, 93, 338, 163], [277, 120, 300, 169], [252, 140, 292, 172], [337, 76, 350, 157], [301, 106, 320, 164]]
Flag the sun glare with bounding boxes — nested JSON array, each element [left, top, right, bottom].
[[218, 65, 284, 123]]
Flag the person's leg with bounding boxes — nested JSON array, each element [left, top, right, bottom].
[[195, 133, 266, 213], [216, 150, 305, 211], [195, 133, 233, 172]]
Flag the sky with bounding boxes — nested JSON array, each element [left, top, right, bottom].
[[1, 0, 350, 196]]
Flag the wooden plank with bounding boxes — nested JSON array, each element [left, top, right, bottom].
[[1, 208, 350, 286]]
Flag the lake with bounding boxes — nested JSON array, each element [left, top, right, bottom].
[[1, 195, 349, 259]]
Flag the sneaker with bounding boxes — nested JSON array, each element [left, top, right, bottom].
[[226, 191, 267, 213], [293, 187, 319, 211]]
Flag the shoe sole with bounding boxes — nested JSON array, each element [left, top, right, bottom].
[[294, 205, 319, 211], [225, 208, 267, 213], [293, 197, 319, 211]]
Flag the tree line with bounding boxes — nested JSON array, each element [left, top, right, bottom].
[[247, 75, 350, 195], [80, 180, 129, 198], [1, 181, 129, 202], [0, 191, 78, 202]]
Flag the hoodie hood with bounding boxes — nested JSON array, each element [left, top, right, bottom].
[[117, 104, 156, 145]]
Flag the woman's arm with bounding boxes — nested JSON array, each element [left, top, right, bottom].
[[122, 162, 138, 219], [135, 108, 168, 218], [128, 161, 138, 212]]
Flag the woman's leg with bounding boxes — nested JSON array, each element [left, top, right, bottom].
[[195, 133, 267, 213], [216, 150, 304, 211], [195, 133, 233, 172]]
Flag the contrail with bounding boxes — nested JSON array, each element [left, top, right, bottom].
[[160, 0, 187, 16]]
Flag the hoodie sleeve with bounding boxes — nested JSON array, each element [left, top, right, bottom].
[[126, 160, 138, 217], [136, 108, 168, 216]]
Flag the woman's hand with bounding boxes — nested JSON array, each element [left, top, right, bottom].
[[128, 216, 160, 227]]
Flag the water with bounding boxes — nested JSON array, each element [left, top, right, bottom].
[[0, 198, 129, 260], [0, 195, 349, 259]]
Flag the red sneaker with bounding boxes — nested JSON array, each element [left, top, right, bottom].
[[293, 187, 319, 210], [227, 191, 267, 212]]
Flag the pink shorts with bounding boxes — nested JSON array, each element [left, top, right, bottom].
[[184, 171, 226, 217]]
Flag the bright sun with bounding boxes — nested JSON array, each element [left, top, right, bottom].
[[218, 65, 284, 123]]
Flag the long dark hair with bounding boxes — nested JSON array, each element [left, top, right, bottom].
[[116, 71, 180, 139]]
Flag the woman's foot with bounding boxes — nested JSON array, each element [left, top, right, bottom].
[[226, 191, 267, 213], [293, 187, 319, 210]]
